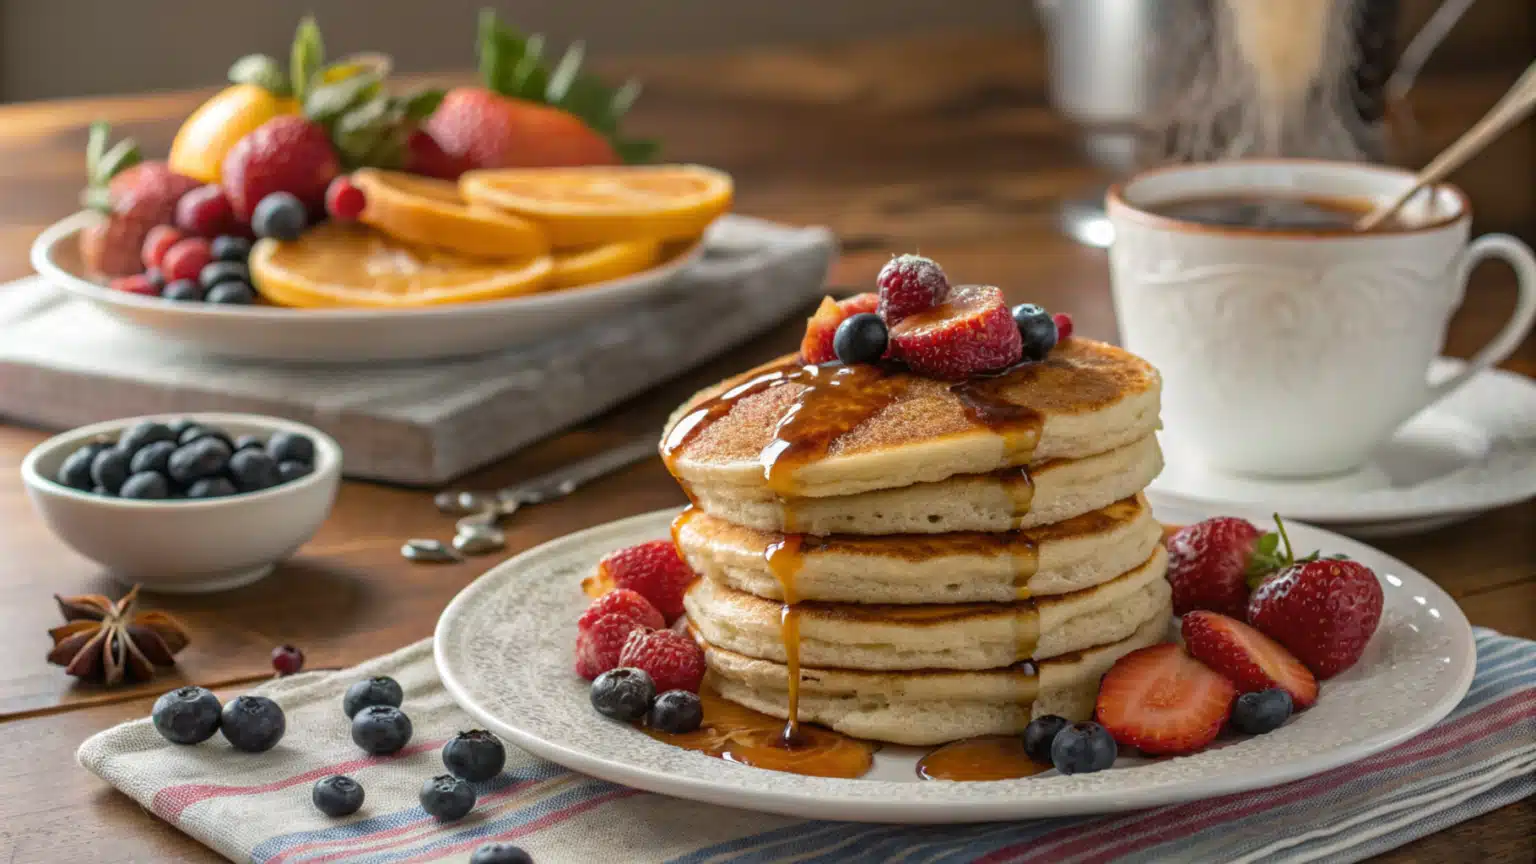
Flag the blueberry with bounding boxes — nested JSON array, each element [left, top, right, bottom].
[[207, 281, 256, 305], [118, 421, 177, 455], [199, 260, 250, 289], [472, 844, 534, 864], [168, 437, 232, 485], [419, 774, 476, 822], [129, 440, 177, 476], [120, 471, 170, 500], [163, 279, 205, 302], [167, 418, 198, 436], [343, 676, 404, 718], [1050, 721, 1117, 775], [229, 448, 280, 492], [233, 434, 265, 452], [186, 476, 238, 499], [1231, 688, 1293, 735], [57, 442, 107, 490], [312, 775, 365, 818], [590, 667, 656, 722], [252, 192, 308, 241], [144, 267, 165, 289], [212, 235, 252, 262], [277, 460, 313, 484], [1012, 304, 1058, 362], [351, 704, 413, 754], [220, 695, 286, 752], [832, 313, 889, 365], [178, 424, 234, 449], [90, 447, 133, 494], [151, 686, 222, 745], [1022, 714, 1070, 764], [267, 432, 316, 465], [647, 689, 703, 734], [442, 730, 506, 782]]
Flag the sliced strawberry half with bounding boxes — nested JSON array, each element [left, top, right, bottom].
[[888, 284, 1022, 379], [800, 293, 880, 364], [1181, 611, 1318, 709], [1095, 643, 1237, 756]]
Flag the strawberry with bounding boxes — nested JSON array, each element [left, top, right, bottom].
[[160, 237, 214, 283], [403, 129, 471, 180], [107, 161, 201, 227], [1181, 611, 1318, 709], [426, 90, 617, 171], [1247, 518, 1383, 679], [876, 254, 950, 324], [578, 588, 665, 634], [888, 284, 1022, 379], [598, 540, 698, 623], [575, 613, 641, 680], [1095, 643, 1238, 756], [800, 293, 880, 364], [1166, 517, 1285, 619], [80, 217, 151, 277], [77, 123, 197, 277], [221, 116, 340, 221], [618, 628, 707, 694]]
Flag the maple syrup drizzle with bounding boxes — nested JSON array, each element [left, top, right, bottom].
[[916, 735, 1052, 781], [764, 533, 807, 744], [641, 689, 875, 779], [1002, 466, 1036, 521]]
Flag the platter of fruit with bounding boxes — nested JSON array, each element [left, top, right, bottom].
[[29, 13, 733, 362]]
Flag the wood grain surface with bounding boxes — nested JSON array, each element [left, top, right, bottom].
[[0, 31, 1530, 864]]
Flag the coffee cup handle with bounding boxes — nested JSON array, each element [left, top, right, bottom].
[[1421, 233, 1536, 409]]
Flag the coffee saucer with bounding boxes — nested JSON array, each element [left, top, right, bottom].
[[1150, 359, 1536, 537]]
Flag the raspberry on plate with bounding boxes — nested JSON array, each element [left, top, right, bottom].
[[1248, 520, 1384, 679], [1094, 643, 1237, 756], [800, 293, 880, 364], [575, 613, 643, 680], [597, 540, 697, 623], [618, 628, 706, 693], [1166, 517, 1283, 619], [578, 588, 665, 633], [161, 237, 215, 283], [1181, 611, 1318, 709], [876, 254, 950, 324], [888, 284, 1022, 379]]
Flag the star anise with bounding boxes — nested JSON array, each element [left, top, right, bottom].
[[46, 584, 190, 686]]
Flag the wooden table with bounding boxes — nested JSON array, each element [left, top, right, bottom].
[[0, 32, 1531, 863]]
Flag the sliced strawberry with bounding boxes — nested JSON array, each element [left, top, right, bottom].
[[888, 284, 1022, 379], [1095, 643, 1237, 756], [876, 254, 950, 324], [800, 293, 880, 364], [1181, 611, 1318, 709], [578, 588, 665, 633]]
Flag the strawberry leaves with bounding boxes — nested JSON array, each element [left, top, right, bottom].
[[1245, 514, 1348, 589], [81, 121, 142, 212]]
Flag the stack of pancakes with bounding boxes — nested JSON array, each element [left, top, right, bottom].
[[661, 337, 1171, 746]]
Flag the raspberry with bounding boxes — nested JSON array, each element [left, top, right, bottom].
[[325, 176, 367, 221], [1053, 312, 1074, 341], [876, 254, 950, 324], [141, 225, 186, 270], [161, 237, 215, 283], [109, 274, 160, 297], [578, 589, 665, 633], [889, 284, 1022, 379], [174, 184, 236, 237], [800, 292, 879, 364], [598, 540, 697, 623], [618, 628, 706, 693], [575, 614, 642, 680]]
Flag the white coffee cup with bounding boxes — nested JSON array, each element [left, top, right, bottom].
[[1107, 159, 1536, 478]]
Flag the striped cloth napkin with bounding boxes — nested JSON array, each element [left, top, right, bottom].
[[79, 629, 1535, 864]]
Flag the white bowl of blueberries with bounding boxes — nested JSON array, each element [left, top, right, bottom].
[[21, 412, 340, 593]]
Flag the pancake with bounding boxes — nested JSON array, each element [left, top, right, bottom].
[[678, 493, 1162, 603], [684, 545, 1168, 670], [661, 338, 1161, 501], [689, 434, 1162, 536], [701, 604, 1171, 745]]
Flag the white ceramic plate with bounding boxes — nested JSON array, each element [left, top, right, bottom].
[[31, 210, 707, 363], [1152, 360, 1536, 537], [434, 497, 1476, 823]]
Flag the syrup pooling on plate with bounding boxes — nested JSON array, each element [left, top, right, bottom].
[[640, 689, 875, 779], [917, 735, 1052, 781]]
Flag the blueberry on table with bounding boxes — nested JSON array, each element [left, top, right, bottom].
[[266, 432, 316, 465], [162, 278, 205, 302], [129, 440, 177, 475], [472, 843, 534, 864], [89, 447, 133, 495], [151, 686, 222, 745], [229, 448, 280, 492], [1011, 304, 1058, 362], [220, 695, 286, 752], [186, 476, 238, 499], [117, 421, 177, 455], [199, 260, 249, 289], [647, 690, 703, 734], [443, 730, 507, 782], [277, 460, 313, 484], [207, 281, 257, 305], [343, 676, 405, 718], [168, 437, 232, 485], [351, 704, 413, 755], [1231, 688, 1294, 735], [1021, 713, 1070, 764], [832, 312, 889, 365], [252, 192, 308, 241], [120, 471, 171, 500], [57, 443, 106, 490], [211, 235, 251, 262], [590, 667, 656, 722], [1050, 721, 1117, 775], [419, 774, 476, 822], [312, 775, 366, 818]]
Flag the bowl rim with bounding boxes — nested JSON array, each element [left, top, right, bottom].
[[20, 411, 342, 510], [32, 210, 706, 322]]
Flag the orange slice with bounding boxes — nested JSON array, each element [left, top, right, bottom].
[[249, 222, 552, 309], [550, 239, 663, 290], [459, 164, 732, 248], [352, 168, 548, 259]]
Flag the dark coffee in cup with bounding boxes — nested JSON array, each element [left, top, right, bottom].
[[1147, 194, 1408, 231]]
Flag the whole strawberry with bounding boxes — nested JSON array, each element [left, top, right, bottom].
[[404, 129, 471, 180], [78, 123, 199, 277], [1247, 517, 1384, 679], [1166, 518, 1284, 619], [876, 254, 950, 324], [222, 116, 340, 221], [888, 284, 1022, 379], [108, 162, 201, 227]]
